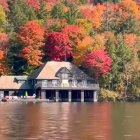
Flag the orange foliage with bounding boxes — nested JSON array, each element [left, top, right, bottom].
[[101, 31, 115, 41], [73, 34, 105, 66], [0, 50, 4, 60], [0, 33, 9, 75], [80, 4, 105, 29], [73, 36, 95, 66], [62, 25, 87, 46], [124, 34, 137, 47], [92, 4, 105, 29], [119, 0, 140, 18], [19, 21, 45, 66]]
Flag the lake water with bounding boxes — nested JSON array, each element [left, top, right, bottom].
[[0, 102, 140, 140]]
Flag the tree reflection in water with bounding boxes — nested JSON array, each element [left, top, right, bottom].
[[0, 102, 140, 140]]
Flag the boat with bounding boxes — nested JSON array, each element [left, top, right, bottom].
[[1, 98, 7, 102]]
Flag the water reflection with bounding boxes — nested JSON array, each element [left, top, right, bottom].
[[0, 102, 140, 140]]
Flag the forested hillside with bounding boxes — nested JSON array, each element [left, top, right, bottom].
[[1, 0, 140, 100]]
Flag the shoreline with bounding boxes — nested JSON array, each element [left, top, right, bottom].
[[1, 98, 140, 103]]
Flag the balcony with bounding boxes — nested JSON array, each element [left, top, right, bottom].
[[35, 81, 99, 90]]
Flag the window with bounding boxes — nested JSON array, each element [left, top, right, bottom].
[[72, 80, 77, 87], [42, 80, 47, 86], [52, 80, 58, 87], [82, 80, 87, 86], [62, 73, 68, 79]]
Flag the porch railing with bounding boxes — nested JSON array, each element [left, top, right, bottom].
[[35, 82, 99, 89]]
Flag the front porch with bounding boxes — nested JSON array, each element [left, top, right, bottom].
[[39, 90, 98, 102]]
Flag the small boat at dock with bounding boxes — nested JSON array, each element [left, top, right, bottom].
[[1, 98, 7, 102]]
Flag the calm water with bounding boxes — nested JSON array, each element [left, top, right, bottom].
[[0, 102, 140, 140]]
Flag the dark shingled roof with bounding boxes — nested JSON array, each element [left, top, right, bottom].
[[29, 61, 92, 80]]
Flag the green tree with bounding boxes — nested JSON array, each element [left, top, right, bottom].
[[8, 0, 37, 31], [65, 3, 82, 24], [51, 3, 65, 19], [102, 35, 133, 95]]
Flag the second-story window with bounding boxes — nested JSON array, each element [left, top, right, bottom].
[[52, 80, 58, 87], [82, 80, 87, 86], [72, 80, 77, 87], [62, 73, 68, 79], [42, 80, 47, 86]]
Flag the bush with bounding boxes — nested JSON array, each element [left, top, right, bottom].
[[99, 88, 119, 102]]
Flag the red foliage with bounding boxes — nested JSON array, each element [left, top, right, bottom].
[[80, 8, 93, 20], [62, 25, 86, 45], [0, 33, 9, 75], [84, 49, 112, 78], [19, 21, 45, 66], [0, 0, 9, 11], [26, 0, 40, 9], [46, 32, 73, 61]]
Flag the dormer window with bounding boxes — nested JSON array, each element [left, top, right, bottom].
[[55, 67, 72, 79], [62, 73, 69, 79]]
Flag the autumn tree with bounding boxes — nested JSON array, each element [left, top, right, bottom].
[[84, 49, 112, 78], [124, 53, 140, 97], [27, 0, 40, 9], [0, 0, 8, 11], [73, 34, 105, 66], [19, 21, 44, 68], [80, 4, 105, 30], [62, 25, 87, 46], [0, 4, 7, 32], [73, 36, 94, 66], [0, 33, 9, 75], [45, 32, 73, 61]]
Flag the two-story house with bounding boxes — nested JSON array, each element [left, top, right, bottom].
[[0, 61, 99, 102]]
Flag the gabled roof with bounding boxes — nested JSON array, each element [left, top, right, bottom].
[[0, 76, 32, 90], [55, 67, 72, 77], [29, 61, 92, 80]]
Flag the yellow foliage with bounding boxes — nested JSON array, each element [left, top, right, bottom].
[[93, 34, 105, 50], [73, 34, 105, 66], [76, 19, 93, 33], [119, 0, 140, 18], [73, 36, 94, 66], [0, 4, 6, 32], [99, 88, 119, 102]]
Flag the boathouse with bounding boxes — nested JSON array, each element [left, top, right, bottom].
[[0, 61, 99, 102]]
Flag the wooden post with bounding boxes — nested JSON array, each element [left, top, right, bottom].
[[0, 91, 4, 99], [93, 91, 98, 102], [41, 91, 46, 99], [56, 90, 59, 102], [81, 90, 84, 102], [68, 90, 72, 102]]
